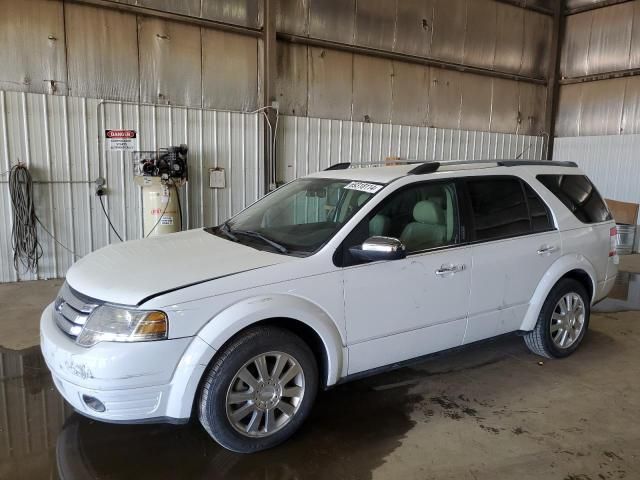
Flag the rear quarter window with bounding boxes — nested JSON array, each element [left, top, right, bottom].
[[466, 177, 531, 241], [536, 174, 612, 224]]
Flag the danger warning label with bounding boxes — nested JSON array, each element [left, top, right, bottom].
[[105, 130, 137, 151]]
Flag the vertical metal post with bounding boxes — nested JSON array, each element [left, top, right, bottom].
[[263, 0, 277, 192], [544, 0, 565, 160]]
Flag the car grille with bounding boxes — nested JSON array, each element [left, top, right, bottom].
[[54, 283, 101, 340]]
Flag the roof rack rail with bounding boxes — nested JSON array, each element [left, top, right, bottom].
[[323, 159, 578, 174], [408, 160, 499, 174], [496, 160, 578, 168], [407, 162, 440, 175], [324, 162, 351, 171], [324, 160, 426, 171]]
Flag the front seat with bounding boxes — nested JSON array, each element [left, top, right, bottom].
[[355, 193, 390, 236], [369, 214, 390, 236], [400, 200, 446, 252]]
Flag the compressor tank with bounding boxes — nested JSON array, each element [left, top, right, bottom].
[[141, 177, 181, 236]]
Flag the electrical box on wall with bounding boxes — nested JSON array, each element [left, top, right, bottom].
[[209, 168, 226, 188]]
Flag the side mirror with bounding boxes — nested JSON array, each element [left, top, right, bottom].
[[349, 236, 407, 262]]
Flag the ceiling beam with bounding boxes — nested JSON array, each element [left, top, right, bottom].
[[560, 67, 640, 84], [65, 0, 262, 37], [277, 33, 548, 86], [494, 0, 555, 16], [565, 0, 635, 15]]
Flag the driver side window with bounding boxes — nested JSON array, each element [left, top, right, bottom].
[[340, 181, 460, 265]]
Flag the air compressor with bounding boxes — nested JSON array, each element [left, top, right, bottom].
[[133, 145, 188, 237]]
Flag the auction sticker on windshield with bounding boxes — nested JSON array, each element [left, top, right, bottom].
[[344, 181, 383, 194]]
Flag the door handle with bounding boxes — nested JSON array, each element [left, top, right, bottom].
[[435, 264, 466, 276], [537, 245, 558, 256]]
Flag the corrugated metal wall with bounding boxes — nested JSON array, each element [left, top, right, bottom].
[[565, 0, 615, 11], [0, 0, 262, 111], [555, 134, 640, 206], [0, 0, 556, 283], [112, 0, 263, 28], [0, 91, 264, 283], [277, 0, 552, 79], [276, 44, 549, 135], [0, 0, 552, 132], [556, 1, 640, 137], [277, 115, 546, 183], [274, 0, 551, 135], [555, 134, 640, 252], [553, 0, 640, 253]]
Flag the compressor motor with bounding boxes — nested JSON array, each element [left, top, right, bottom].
[[134, 144, 188, 181]]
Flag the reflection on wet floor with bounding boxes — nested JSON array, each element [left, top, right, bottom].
[[0, 338, 520, 480], [594, 271, 640, 312]]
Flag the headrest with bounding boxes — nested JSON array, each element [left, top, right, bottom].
[[413, 200, 444, 225], [428, 196, 445, 209], [357, 193, 369, 207]]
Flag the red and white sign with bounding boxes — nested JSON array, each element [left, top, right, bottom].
[[105, 129, 137, 151]]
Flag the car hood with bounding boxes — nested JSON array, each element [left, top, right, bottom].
[[65, 229, 293, 305]]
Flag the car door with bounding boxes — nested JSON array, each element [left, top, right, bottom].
[[338, 180, 471, 375], [463, 176, 561, 344]]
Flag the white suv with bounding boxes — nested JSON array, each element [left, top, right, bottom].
[[41, 160, 619, 452]]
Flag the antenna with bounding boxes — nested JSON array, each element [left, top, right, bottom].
[[515, 143, 533, 160]]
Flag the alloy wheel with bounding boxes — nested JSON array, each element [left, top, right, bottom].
[[550, 292, 586, 349], [225, 351, 305, 437]]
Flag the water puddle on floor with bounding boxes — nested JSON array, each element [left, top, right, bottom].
[[0, 346, 420, 480], [593, 271, 640, 313]]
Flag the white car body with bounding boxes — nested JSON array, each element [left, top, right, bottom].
[[41, 161, 618, 425]]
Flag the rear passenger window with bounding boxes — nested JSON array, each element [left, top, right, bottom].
[[467, 178, 531, 241], [537, 174, 612, 224]]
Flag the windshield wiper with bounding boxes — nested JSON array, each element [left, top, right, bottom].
[[232, 229, 289, 254], [218, 222, 238, 242]]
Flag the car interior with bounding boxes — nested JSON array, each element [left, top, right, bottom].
[[366, 183, 457, 252]]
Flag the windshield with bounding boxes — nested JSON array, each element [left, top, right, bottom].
[[207, 178, 383, 256]]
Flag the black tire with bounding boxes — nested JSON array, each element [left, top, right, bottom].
[[198, 326, 318, 453], [524, 278, 590, 359]]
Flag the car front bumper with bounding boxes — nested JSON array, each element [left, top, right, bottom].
[[40, 303, 216, 423]]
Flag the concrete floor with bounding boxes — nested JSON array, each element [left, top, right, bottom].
[[0, 279, 63, 350], [1, 258, 639, 479]]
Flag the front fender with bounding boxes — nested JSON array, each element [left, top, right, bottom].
[[196, 294, 346, 386], [519, 253, 597, 332]]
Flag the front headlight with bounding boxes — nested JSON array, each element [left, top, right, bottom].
[[77, 305, 168, 347]]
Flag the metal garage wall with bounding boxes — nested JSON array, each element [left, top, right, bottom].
[[557, 1, 640, 137], [0, 0, 262, 111], [277, 115, 546, 183], [554, 134, 640, 249], [554, 1, 640, 252], [0, 91, 264, 283], [276, 43, 549, 135], [277, 0, 552, 79], [109, 0, 263, 28], [556, 76, 640, 137], [554, 135, 640, 208]]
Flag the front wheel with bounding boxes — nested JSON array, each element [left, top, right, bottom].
[[524, 278, 590, 359], [198, 326, 318, 453]]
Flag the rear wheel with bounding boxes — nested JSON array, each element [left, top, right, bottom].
[[524, 278, 590, 359], [198, 326, 318, 452]]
